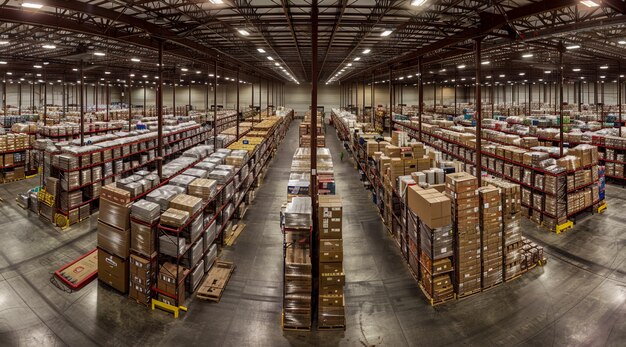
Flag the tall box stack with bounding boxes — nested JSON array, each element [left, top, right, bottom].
[[97, 191, 132, 294], [318, 195, 345, 328], [478, 186, 503, 288], [445, 173, 481, 297], [483, 177, 523, 281], [282, 197, 313, 330], [407, 186, 455, 303]]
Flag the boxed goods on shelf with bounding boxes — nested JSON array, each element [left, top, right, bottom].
[[98, 248, 129, 293], [129, 253, 157, 305]]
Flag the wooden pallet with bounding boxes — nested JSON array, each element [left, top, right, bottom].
[[482, 281, 503, 292], [225, 223, 246, 246], [196, 261, 235, 302], [457, 288, 482, 299], [318, 324, 346, 331], [418, 282, 454, 306]]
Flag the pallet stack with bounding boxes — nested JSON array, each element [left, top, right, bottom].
[[478, 186, 503, 288], [445, 172, 481, 298], [282, 196, 313, 330], [318, 194, 345, 329], [483, 177, 524, 281], [97, 186, 133, 294], [299, 112, 325, 148]]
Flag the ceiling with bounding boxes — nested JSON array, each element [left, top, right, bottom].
[[0, 0, 624, 87]]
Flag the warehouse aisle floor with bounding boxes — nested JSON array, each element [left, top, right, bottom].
[[0, 120, 624, 346]]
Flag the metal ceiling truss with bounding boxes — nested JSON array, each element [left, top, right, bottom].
[[0, 0, 624, 86]]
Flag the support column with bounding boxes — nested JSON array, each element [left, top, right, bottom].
[[371, 72, 375, 123], [310, 0, 320, 315], [362, 78, 366, 121], [266, 79, 269, 115], [619, 61, 622, 137], [2, 74, 6, 118], [188, 82, 191, 117], [236, 67, 240, 139], [214, 60, 218, 149], [106, 83, 110, 122], [388, 66, 392, 135], [558, 45, 565, 157], [80, 60, 85, 146], [475, 38, 483, 186], [18, 82, 21, 116], [157, 41, 164, 178], [43, 69, 47, 124], [258, 76, 262, 122], [173, 83, 176, 117], [418, 57, 424, 141], [127, 72, 132, 129]]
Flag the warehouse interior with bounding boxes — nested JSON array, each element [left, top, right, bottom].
[[0, 1, 625, 346]]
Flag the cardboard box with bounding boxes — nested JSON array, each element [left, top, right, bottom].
[[320, 239, 343, 253], [97, 221, 130, 258], [407, 186, 451, 228], [320, 284, 344, 296], [98, 248, 129, 293], [319, 250, 343, 263]]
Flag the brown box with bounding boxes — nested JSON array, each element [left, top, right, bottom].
[[98, 199, 131, 230], [320, 273, 345, 287], [320, 239, 343, 253], [101, 184, 131, 205], [319, 295, 344, 307], [319, 250, 343, 263], [97, 221, 130, 258], [407, 186, 452, 228], [320, 262, 343, 275], [320, 284, 344, 296], [98, 248, 129, 293]]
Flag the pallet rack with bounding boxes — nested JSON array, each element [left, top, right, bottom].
[[393, 120, 604, 232]]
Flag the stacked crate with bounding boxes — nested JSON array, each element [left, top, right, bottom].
[[445, 172, 481, 297], [318, 194, 345, 329], [129, 254, 157, 306], [282, 197, 312, 330], [483, 177, 523, 281], [477, 186, 503, 288]]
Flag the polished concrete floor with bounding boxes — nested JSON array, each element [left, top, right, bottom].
[[0, 121, 624, 346]]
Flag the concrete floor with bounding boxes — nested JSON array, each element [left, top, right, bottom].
[[0, 121, 624, 347]]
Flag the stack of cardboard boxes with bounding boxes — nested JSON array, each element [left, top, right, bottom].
[[282, 196, 313, 330], [478, 186, 503, 288], [97, 187, 132, 293], [299, 114, 325, 148], [407, 185, 455, 303], [482, 177, 523, 281], [318, 195, 345, 328], [129, 254, 157, 305], [445, 173, 481, 297]]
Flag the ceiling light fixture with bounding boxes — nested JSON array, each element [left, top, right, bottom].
[[499, 74, 505, 78], [257, 48, 266, 53], [0, 61, 6, 65], [544, 70, 552, 74], [519, 72, 525, 76], [181, 68, 188, 72], [42, 44, 56, 49], [354, 57, 361, 61], [94, 52, 105, 56], [274, 62, 280, 66], [619, 41, 626, 45], [347, 63, 352, 67], [363, 49, 371, 54], [522, 53, 533, 58], [267, 56, 274, 60], [481, 61, 490, 65], [380, 30, 393, 37], [33, 65, 42, 69], [131, 58, 140, 62], [238, 29, 250, 36], [573, 68, 581, 72], [580, 1, 600, 7], [22, 2, 43, 9], [105, 71, 111, 75], [0, 41, 8, 45], [566, 45, 581, 49], [411, 0, 428, 6], [209, 0, 224, 4], [457, 65, 465, 69], [600, 65, 609, 69]]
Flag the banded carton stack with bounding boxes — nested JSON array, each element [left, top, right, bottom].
[[477, 186, 503, 288], [282, 196, 313, 330], [406, 185, 455, 304], [299, 112, 325, 148], [318, 194, 345, 329], [483, 177, 524, 281], [445, 173, 481, 298]]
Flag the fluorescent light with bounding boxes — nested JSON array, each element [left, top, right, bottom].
[[72, 68, 78, 72], [544, 70, 552, 74], [407, 75, 413, 78], [380, 30, 393, 37], [457, 65, 465, 69], [257, 48, 266, 53], [131, 58, 140, 62], [619, 41, 626, 45], [566, 45, 581, 49], [519, 72, 525, 76], [105, 71, 111, 75], [42, 44, 56, 49], [440, 68, 446, 72], [22, 2, 43, 9], [238, 29, 250, 36], [499, 74, 505, 78], [481, 61, 490, 65], [522, 53, 533, 58], [274, 62, 280, 66], [267, 56, 274, 60], [0, 61, 6, 65], [600, 65, 609, 69], [354, 57, 361, 61], [411, 0, 428, 6], [130, 74, 135, 77], [94, 52, 105, 56], [209, 74, 214, 77], [573, 68, 581, 72], [347, 63, 352, 67], [600, 76, 606, 79], [0, 41, 8, 45], [181, 68, 188, 71], [580, 1, 600, 7], [363, 49, 371, 54], [486, 76, 492, 79], [142, 75, 148, 78], [33, 65, 42, 69], [209, 0, 224, 4]]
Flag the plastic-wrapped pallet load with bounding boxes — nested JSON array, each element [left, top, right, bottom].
[[131, 200, 161, 224], [188, 178, 217, 201], [160, 208, 189, 228], [477, 186, 503, 288], [169, 174, 197, 192]]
